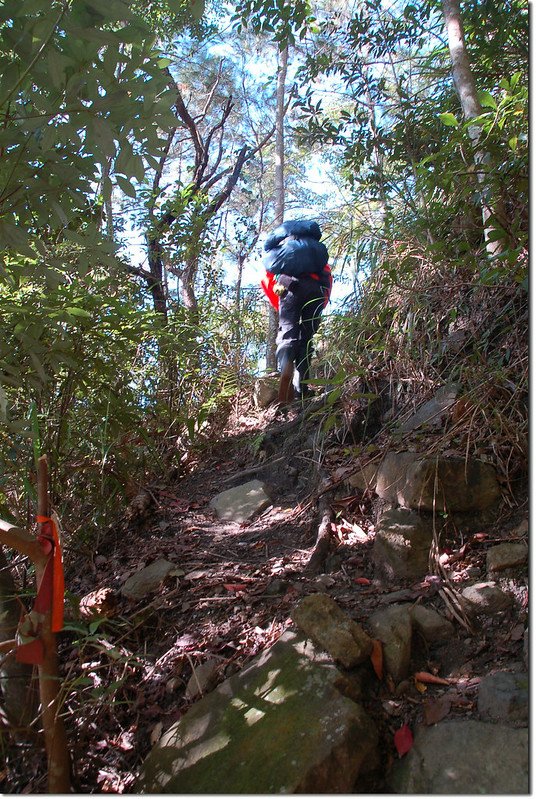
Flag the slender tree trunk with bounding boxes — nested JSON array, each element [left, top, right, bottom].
[[233, 254, 245, 374], [266, 45, 288, 371], [180, 257, 200, 324], [442, 0, 506, 257], [36, 457, 72, 793], [146, 236, 168, 320]]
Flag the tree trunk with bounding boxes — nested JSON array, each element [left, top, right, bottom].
[[180, 256, 200, 324], [442, 0, 506, 257], [35, 457, 72, 793], [266, 45, 288, 371], [146, 236, 168, 321], [233, 254, 245, 374]]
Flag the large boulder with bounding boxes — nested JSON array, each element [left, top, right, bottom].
[[135, 631, 378, 794], [389, 719, 528, 793], [478, 672, 529, 722], [373, 452, 500, 513], [402, 457, 501, 512]]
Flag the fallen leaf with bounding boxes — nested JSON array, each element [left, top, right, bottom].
[[394, 724, 413, 757], [370, 639, 383, 679], [414, 671, 450, 686], [423, 695, 452, 725]]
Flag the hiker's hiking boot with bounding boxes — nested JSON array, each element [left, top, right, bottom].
[[278, 359, 295, 404]]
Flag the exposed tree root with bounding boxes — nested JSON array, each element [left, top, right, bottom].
[[305, 479, 335, 574]]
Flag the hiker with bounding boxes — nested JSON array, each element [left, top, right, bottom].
[[261, 219, 332, 403]]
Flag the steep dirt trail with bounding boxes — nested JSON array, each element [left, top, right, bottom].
[[13, 396, 526, 794]]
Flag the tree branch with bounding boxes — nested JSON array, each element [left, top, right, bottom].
[[0, 519, 45, 564]]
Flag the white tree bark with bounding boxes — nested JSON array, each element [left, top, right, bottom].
[[266, 44, 288, 371], [442, 0, 505, 257]]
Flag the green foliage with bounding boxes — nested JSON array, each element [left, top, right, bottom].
[[232, 0, 315, 45], [0, 0, 177, 276]]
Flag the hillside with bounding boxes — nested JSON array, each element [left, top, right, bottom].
[[2, 264, 528, 792]]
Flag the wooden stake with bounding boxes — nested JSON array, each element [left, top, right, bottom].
[[36, 455, 72, 793]]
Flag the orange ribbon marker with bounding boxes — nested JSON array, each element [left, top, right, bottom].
[[16, 513, 65, 664], [35, 514, 65, 633]]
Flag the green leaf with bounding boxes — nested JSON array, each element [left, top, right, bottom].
[[478, 90, 497, 110], [115, 175, 137, 198], [29, 352, 48, 383], [65, 307, 92, 318], [486, 227, 507, 242], [89, 620, 102, 634], [439, 112, 459, 127]]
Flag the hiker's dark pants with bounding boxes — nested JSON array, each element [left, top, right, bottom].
[[276, 276, 325, 389]]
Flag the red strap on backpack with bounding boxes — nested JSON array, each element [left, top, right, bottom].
[[261, 272, 280, 310]]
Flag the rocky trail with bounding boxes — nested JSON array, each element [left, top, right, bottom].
[[8, 385, 528, 794]]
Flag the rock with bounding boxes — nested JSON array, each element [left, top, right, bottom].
[[375, 452, 416, 503], [398, 383, 460, 434], [402, 457, 500, 513], [347, 462, 379, 492], [374, 451, 500, 513], [253, 376, 279, 409], [511, 517, 529, 537], [291, 593, 373, 669], [79, 587, 118, 619], [209, 479, 271, 523], [373, 507, 433, 583], [121, 559, 175, 600], [185, 659, 220, 700], [410, 604, 454, 642], [477, 671, 529, 722], [368, 605, 412, 683], [389, 720, 528, 793], [135, 631, 378, 794], [486, 542, 528, 573], [460, 581, 513, 616]]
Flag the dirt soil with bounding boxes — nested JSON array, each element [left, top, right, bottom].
[[5, 395, 528, 794]]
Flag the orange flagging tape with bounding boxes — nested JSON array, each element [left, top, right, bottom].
[[36, 514, 65, 633]]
